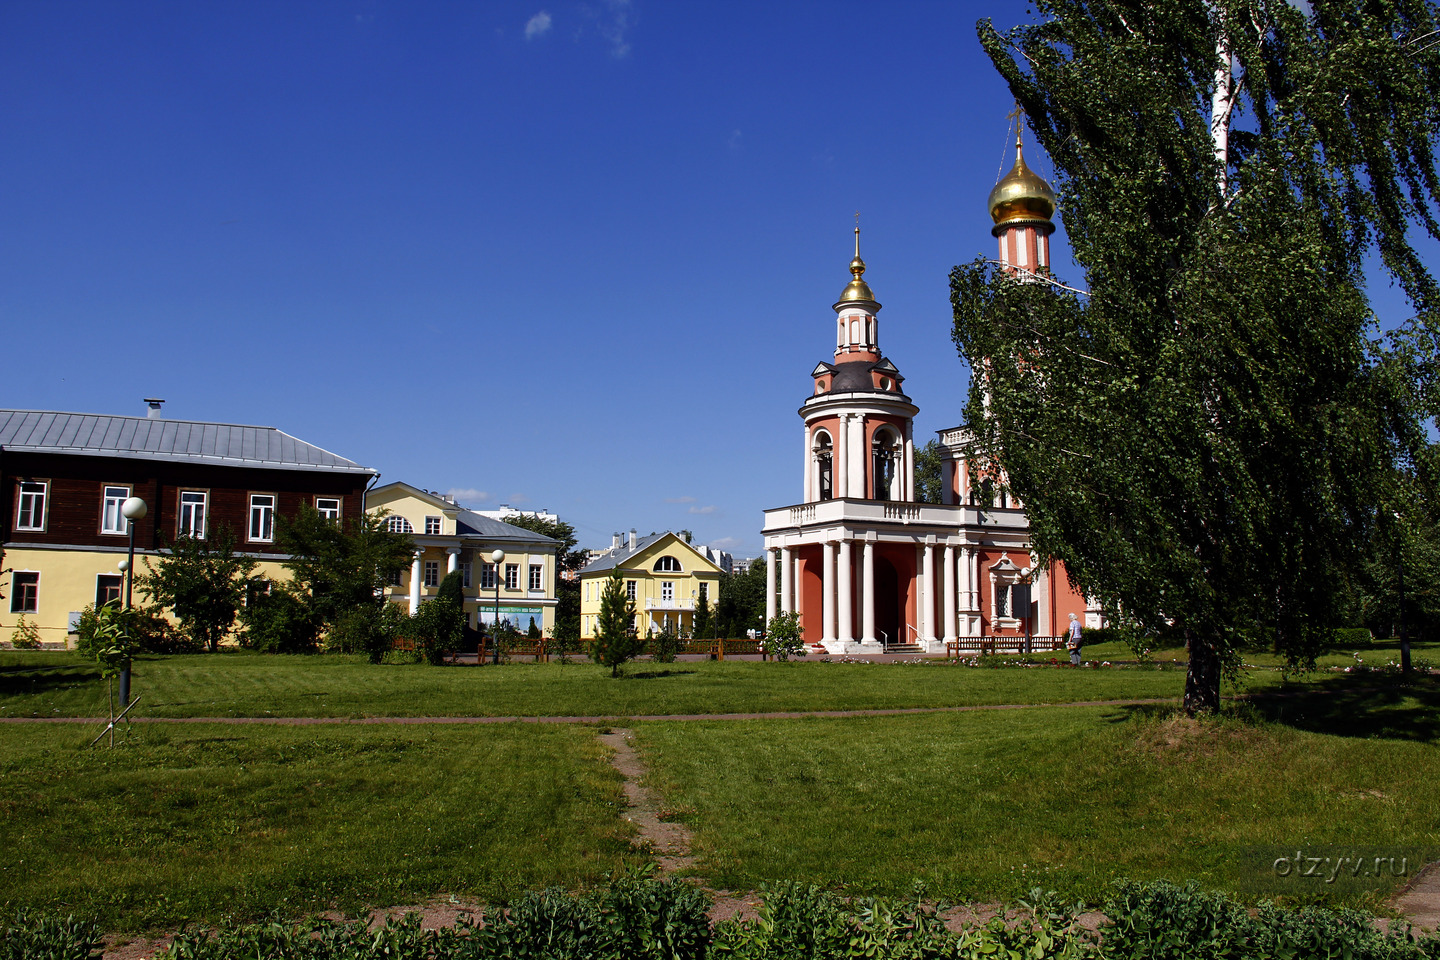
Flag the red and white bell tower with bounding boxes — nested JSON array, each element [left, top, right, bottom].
[[988, 126, 1057, 277]]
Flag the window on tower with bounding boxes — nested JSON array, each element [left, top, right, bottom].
[[871, 428, 900, 501], [813, 430, 834, 501]]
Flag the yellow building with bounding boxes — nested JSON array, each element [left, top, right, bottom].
[[366, 482, 559, 636], [578, 532, 724, 638]]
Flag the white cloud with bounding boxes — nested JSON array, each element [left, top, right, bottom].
[[688, 505, 717, 515], [446, 488, 490, 504], [508, 493, 532, 504], [708, 536, 740, 549], [525, 11, 552, 40], [599, 0, 632, 58], [665, 496, 697, 504]]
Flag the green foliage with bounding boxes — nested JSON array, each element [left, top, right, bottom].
[[324, 603, 408, 662], [553, 578, 581, 645], [277, 505, 415, 631], [239, 588, 321, 654], [1332, 627, 1375, 650], [8, 615, 41, 650], [716, 558, 767, 639], [649, 627, 681, 663], [592, 568, 640, 677], [764, 611, 806, 661], [409, 593, 464, 666], [527, 616, 541, 640], [0, 908, 102, 960], [1103, 879, 1440, 960], [693, 594, 713, 640], [75, 603, 192, 663], [960, 0, 1440, 713], [913, 438, 945, 505], [501, 513, 588, 578], [136, 527, 256, 652], [79, 603, 132, 680]]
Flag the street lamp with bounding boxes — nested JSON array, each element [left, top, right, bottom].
[[119, 496, 148, 707], [490, 548, 505, 665], [1394, 512, 1412, 677]]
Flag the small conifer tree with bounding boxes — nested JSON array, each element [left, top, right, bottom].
[[592, 568, 638, 677]]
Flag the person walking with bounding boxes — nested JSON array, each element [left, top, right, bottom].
[[1066, 612, 1083, 666]]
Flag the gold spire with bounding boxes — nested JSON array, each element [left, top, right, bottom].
[[838, 220, 876, 304], [988, 116, 1057, 233]]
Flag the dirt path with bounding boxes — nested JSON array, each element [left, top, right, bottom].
[[596, 728, 698, 875], [1, 697, 1177, 726], [1394, 861, 1440, 934]]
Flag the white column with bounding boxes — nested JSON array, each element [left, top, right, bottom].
[[902, 422, 915, 501], [835, 415, 849, 498], [943, 545, 957, 643], [922, 543, 936, 642], [850, 415, 867, 499], [861, 540, 876, 643], [837, 539, 853, 643], [765, 547, 777, 626], [408, 550, 423, 615], [941, 460, 955, 505], [446, 546, 460, 573], [780, 545, 794, 614], [803, 426, 813, 503], [822, 541, 836, 644]]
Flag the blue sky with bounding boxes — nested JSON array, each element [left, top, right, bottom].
[[1, 2, 1429, 557]]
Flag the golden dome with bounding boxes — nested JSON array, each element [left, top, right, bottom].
[[836, 227, 877, 304], [988, 130, 1056, 231]]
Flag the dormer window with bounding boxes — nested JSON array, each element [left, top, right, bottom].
[[879, 377, 892, 390]]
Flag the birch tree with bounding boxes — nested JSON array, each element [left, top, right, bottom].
[[954, 0, 1440, 713]]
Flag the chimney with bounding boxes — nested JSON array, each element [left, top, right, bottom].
[[144, 398, 165, 418], [629, 528, 637, 549], [612, 532, 621, 551]]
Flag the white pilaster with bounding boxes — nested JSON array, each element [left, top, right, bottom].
[[835, 414, 849, 498], [837, 539, 853, 643], [409, 550, 423, 615], [822, 541, 836, 644], [765, 547, 777, 626], [849, 415, 866, 498], [941, 460, 955, 505], [780, 545, 794, 614], [902, 422, 915, 502], [803, 426, 813, 503], [922, 542, 936, 642], [862, 539, 876, 643], [943, 545, 958, 643], [446, 546, 460, 573]]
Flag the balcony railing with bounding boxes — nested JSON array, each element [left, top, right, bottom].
[[645, 597, 695, 611], [763, 499, 1030, 532]]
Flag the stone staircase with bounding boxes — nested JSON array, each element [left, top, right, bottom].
[[883, 643, 924, 655]]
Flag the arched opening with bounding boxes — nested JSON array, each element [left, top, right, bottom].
[[874, 554, 901, 648], [870, 427, 901, 501], [813, 430, 834, 501]]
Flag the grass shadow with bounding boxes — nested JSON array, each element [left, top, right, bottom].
[[625, 669, 698, 680], [1243, 674, 1440, 742], [0, 660, 97, 698]]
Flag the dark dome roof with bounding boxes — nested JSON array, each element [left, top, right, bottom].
[[816, 360, 906, 397]]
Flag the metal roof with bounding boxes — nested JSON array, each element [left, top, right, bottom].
[[0, 410, 376, 474], [580, 532, 668, 574], [455, 510, 561, 544]]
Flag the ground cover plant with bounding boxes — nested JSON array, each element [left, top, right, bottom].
[[635, 696, 1440, 910], [0, 650, 1320, 720], [0, 722, 639, 932]]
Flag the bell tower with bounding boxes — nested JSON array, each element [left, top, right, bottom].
[[988, 124, 1057, 277], [800, 229, 918, 505]]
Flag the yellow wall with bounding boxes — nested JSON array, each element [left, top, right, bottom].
[[579, 536, 722, 638], [1, 546, 290, 648]]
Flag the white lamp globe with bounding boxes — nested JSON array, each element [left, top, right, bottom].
[[121, 496, 148, 521]]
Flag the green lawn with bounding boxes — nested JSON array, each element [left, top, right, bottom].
[[1078, 636, 1439, 672], [0, 650, 1307, 720], [635, 679, 1440, 911], [0, 722, 639, 931]]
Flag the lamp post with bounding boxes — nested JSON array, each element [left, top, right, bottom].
[[1394, 512, 1412, 677], [490, 548, 505, 665], [119, 496, 148, 706]]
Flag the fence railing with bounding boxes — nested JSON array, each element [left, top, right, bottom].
[[944, 635, 1067, 657], [465, 637, 769, 663]]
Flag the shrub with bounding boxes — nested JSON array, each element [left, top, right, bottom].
[[0, 908, 103, 960], [326, 603, 408, 662], [764, 611, 806, 661], [239, 589, 321, 654], [9, 615, 41, 649], [649, 627, 681, 663], [74, 603, 193, 659], [1332, 626, 1374, 649]]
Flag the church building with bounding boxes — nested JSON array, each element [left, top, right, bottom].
[[759, 131, 1096, 654]]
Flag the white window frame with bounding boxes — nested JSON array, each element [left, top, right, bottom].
[[626, 580, 637, 602], [386, 515, 414, 534], [315, 497, 341, 520], [504, 563, 519, 590], [480, 562, 497, 590], [179, 490, 208, 539], [461, 561, 472, 589], [699, 582, 709, 601], [423, 560, 440, 587], [9, 571, 39, 613], [248, 493, 276, 543], [101, 485, 131, 535], [15, 481, 47, 532], [528, 564, 543, 591], [424, 515, 442, 535], [95, 574, 123, 608], [662, 581, 674, 601]]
